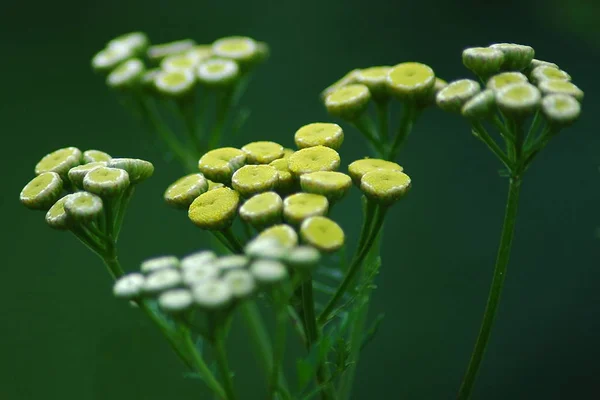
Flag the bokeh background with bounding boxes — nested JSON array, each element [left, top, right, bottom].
[[2, 0, 599, 399]]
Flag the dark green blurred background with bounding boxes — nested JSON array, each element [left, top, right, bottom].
[[2, 0, 599, 398]]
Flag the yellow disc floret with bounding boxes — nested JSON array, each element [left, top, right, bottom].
[[198, 147, 246, 183], [348, 158, 403, 185], [188, 187, 240, 230], [239, 191, 283, 228], [242, 141, 284, 164], [294, 123, 344, 150], [300, 216, 345, 253], [360, 170, 412, 204], [164, 173, 209, 209], [287, 146, 340, 177], [283, 193, 329, 225], [231, 165, 279, 197], [299, 171, 352, 202]]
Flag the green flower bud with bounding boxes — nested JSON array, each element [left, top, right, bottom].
[[147, 39, 196, 62], [198, 147, 246, 183], [108, 158, 154, 184], [141, 256, 180, 274], [155, 69, 196, 98], [63, 191, 103, 222], [538, 80, 584, 102], [242, 141, 284, 164], [113, 273, 146, 300], [186, 45, 213, 63], [258, 224, 298, 249], [294, 123, 344, 150], [160, 53, 199, 73], [283, 193, 329, 225], [355, 66, 392, 100], [164, 173, 209, 209], [180, 251, 217, 270], [35, 147, 82, 177], [45, 194, 71, 230], [250, 260, 288, 285], [232, 165, 279, 197], [285, 246, 321, 270], [83, 149, 112, 163], [158, 289, 193, 313], [462, 47, 505, 78], [288, 146, 341, 177], [245, 237, 288, 260], [106, 58, 145, 89], [487, 72, 528, 91], [325, 84, 371, 120], [360, 170, 412, 204], [300, 171, 352, 202], [224, 269, 256, 298], [347, 158, 403, 186], [188, 187, 240, 230], [300, 216, 344, 253], [541, 94, 581, 126], [108, 32, 149, 55], [197, 58, 240, 87], [496, 83, 541, 116], [436, 79, 481, 113], [91, 45, 133, 73], [239, 191, 283, 228], [83, 167, 130, 197], [269, 158, 296, 194], [386, 62, 436, 102], [192, 280, 232, 309], [20, 172, 63, 210], [527, 59, 558, 74], [530, 65, 571, 84], [489, 43, 535, 71], [461, 89, 496, 119], [68, 162, 106, 188], [143, 268, 182, 295], [321, 69, 359, 100], [212, 36, 260, 67], [214, 255, 249, 273], [182, 263, 219, 286]]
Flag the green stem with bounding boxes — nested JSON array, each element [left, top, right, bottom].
[[181, 329, 227, 399], [209, 89, 234, 150], [387, 104, 416, 160], [351, 114, 386, 157], [240, 302, 274, 383], [220, 227, 245, 253], [357, 197, 377, 252], [270, 291, 288, 399], [374, 99, 389, 142], [179, 99, 203, 157], [213, 328, 237, 400], [211, 231, 237, 253], [113, 186, 135, 241], [471, 122, 511, 170], [457, 177, 522, 400], [523, 111, 542, 149]]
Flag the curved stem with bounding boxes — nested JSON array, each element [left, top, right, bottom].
[[457, 177, 522, 400], [374, 99, 389, 142], [387, 104, 417, 161], [181, 329, 227, 399], [471, 122, 511, 170], [351, 114, 386, 157], [220, 227, 244, 253], [270, 291, 288, 399], [213, 328, 237, 400]]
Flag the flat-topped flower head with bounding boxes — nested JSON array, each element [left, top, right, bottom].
[[188, 187, 240, 230], [186, 45, 213, 63], [182, 263, 219, 286], [288, 146, 340, 177], [285, 246, 321, 270], [141, 256, 180, 274], [294, 123, 344, 150], [164, 173, 209, 209], [530, 65, 571, 84], [108, 32, 149, 55], [462, 47, 505, 78], [83, 150, 111, 164], [224, 269, 256, 298], [269, 158, 295, 193], [300, 216, 345, 253], [300, 171, 352, 202], [180, 250, 217, 270], [192, 280, 232, 309], [113, 273, 145, 300], [20, 172, 63, 210], [35, 147, 82, 177], [541, 94, 581, 126], [361, 169, 412, 204], [489, 43, 535, 71], [197, 58, 240, 87], [232, 165, 279, 197], [436, 79, 481, 113], [386, 62, 436, 102], [214, 255, 249, 273], [528, 59, 558, 72], [348, 158, 403, 186], [106, 58, 145, 89], [239, 191, 283, 228], [155, 69, 196, 97], [68, 162, 106, 188], [321, 69, 359, 100], [45, 194, 71, 230], [207, 180, 225, 191], [242, 141, 284, 164], [283, 193, 329, 225], [325, 84, 371, 120], [92, 45, 133, 73], [258, 224, 298, 248], [161, 53, 199, 73], [356, 66, 392, 100], [158, 289, 193, 313], [198, 147, 246, 183], [147, 39, 196, 62], [496, 83, 541, 116], [108, 158, 154, 184], [245, 237, 288, 260], [462, 89, 496, 119], [83, 167, 130, 197], [64, 191, 103, 222], [487, 72, 528, 91], [212, 36, 259, 66], [538, 80, 584, 101], [250, 259, 288, 285], [144, 268, 182, 295]]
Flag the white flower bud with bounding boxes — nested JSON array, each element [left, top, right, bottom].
[[496, 83, 541, 116], [108, 32, 149, 55], [92, 45, 133, 73], [161, 53, 200, 73], [196, 58, 240, 87], [250, 259, 288, 285], [64, 191, 103, 222], [155, 69, 196, 97], [213, 255, 249, 273], [147, 39, 196, 62], [140, 256, 180, 274], [223, 269, 256, 298], [106, 58, 145, 89], [489, 43, 535, 71], [257, 224, 298, 249], [182, 264, 220, 286], [114, 273, 145, 300], [212, 36, 259, 67], [436, 79, 481, 113], [158, 289, 194, 313], [143, 269, 182, 294], [245, 237, 288, 260], [83, 167, 130, 197], [541, 94, 581, 126], [180, 251, 217, 270], [20, 172, 63, 210], [192, 280, 232, 309], [285, 246, 321, 269]]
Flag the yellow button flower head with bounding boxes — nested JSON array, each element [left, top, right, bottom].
[[461, 89, 496, 119], [207, 179, 225, 191], [487, 72, 528, 91], [164, 173, 209, 209], [300, 216, 345, 253], [161, 53, 200, 73], [106, 58, 145, 89], [64, 191, 103, 222], [45, 194, 71, 230], [462, 47, 505, 78], [325, 84, 371, 120], [321, 69, 359, 100], [283, 193, 329, 225], [92, 45, 133, 73], [224, 269, 256, 298], [282, 148, 295, 158], [360, 169, 412, 204], [197, 58, 240, 87], [530, 65, 571, 84], [147, 39, 196, 62], [83, 150, 111, 163], [489, 43, 535, 71], [242, 141, 284, 164], [192, 280, 232, 309], [20, 172, 63, 210], [212, 36, 259, 66], [538, 80, 584, 102], [68, 162, 107, 188], [239, 191, 283, 228], [541, 94, 581, 126], [356, 66, 392, 100], [269, 158, 296, 193], [35, 147, 82, 177], [231, 165, 279, 197], [436, 79, 481, 113], [288, 146, 341, 177], [108, 158, 154, 184], [294, 123, 344, 150], [258, 224, 298, 249], [198, 147, 246, 183], [496, 83, 541, 116], [188, 187, 240, 230], [348, 158, 403, 186], [300, 171, 352, 202], [155, 69, 196, 97], [386, 62, 436, 102], [83, 167, 130, 197]]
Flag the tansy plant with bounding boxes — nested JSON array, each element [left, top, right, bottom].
[[19, 35, 583, 400]]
